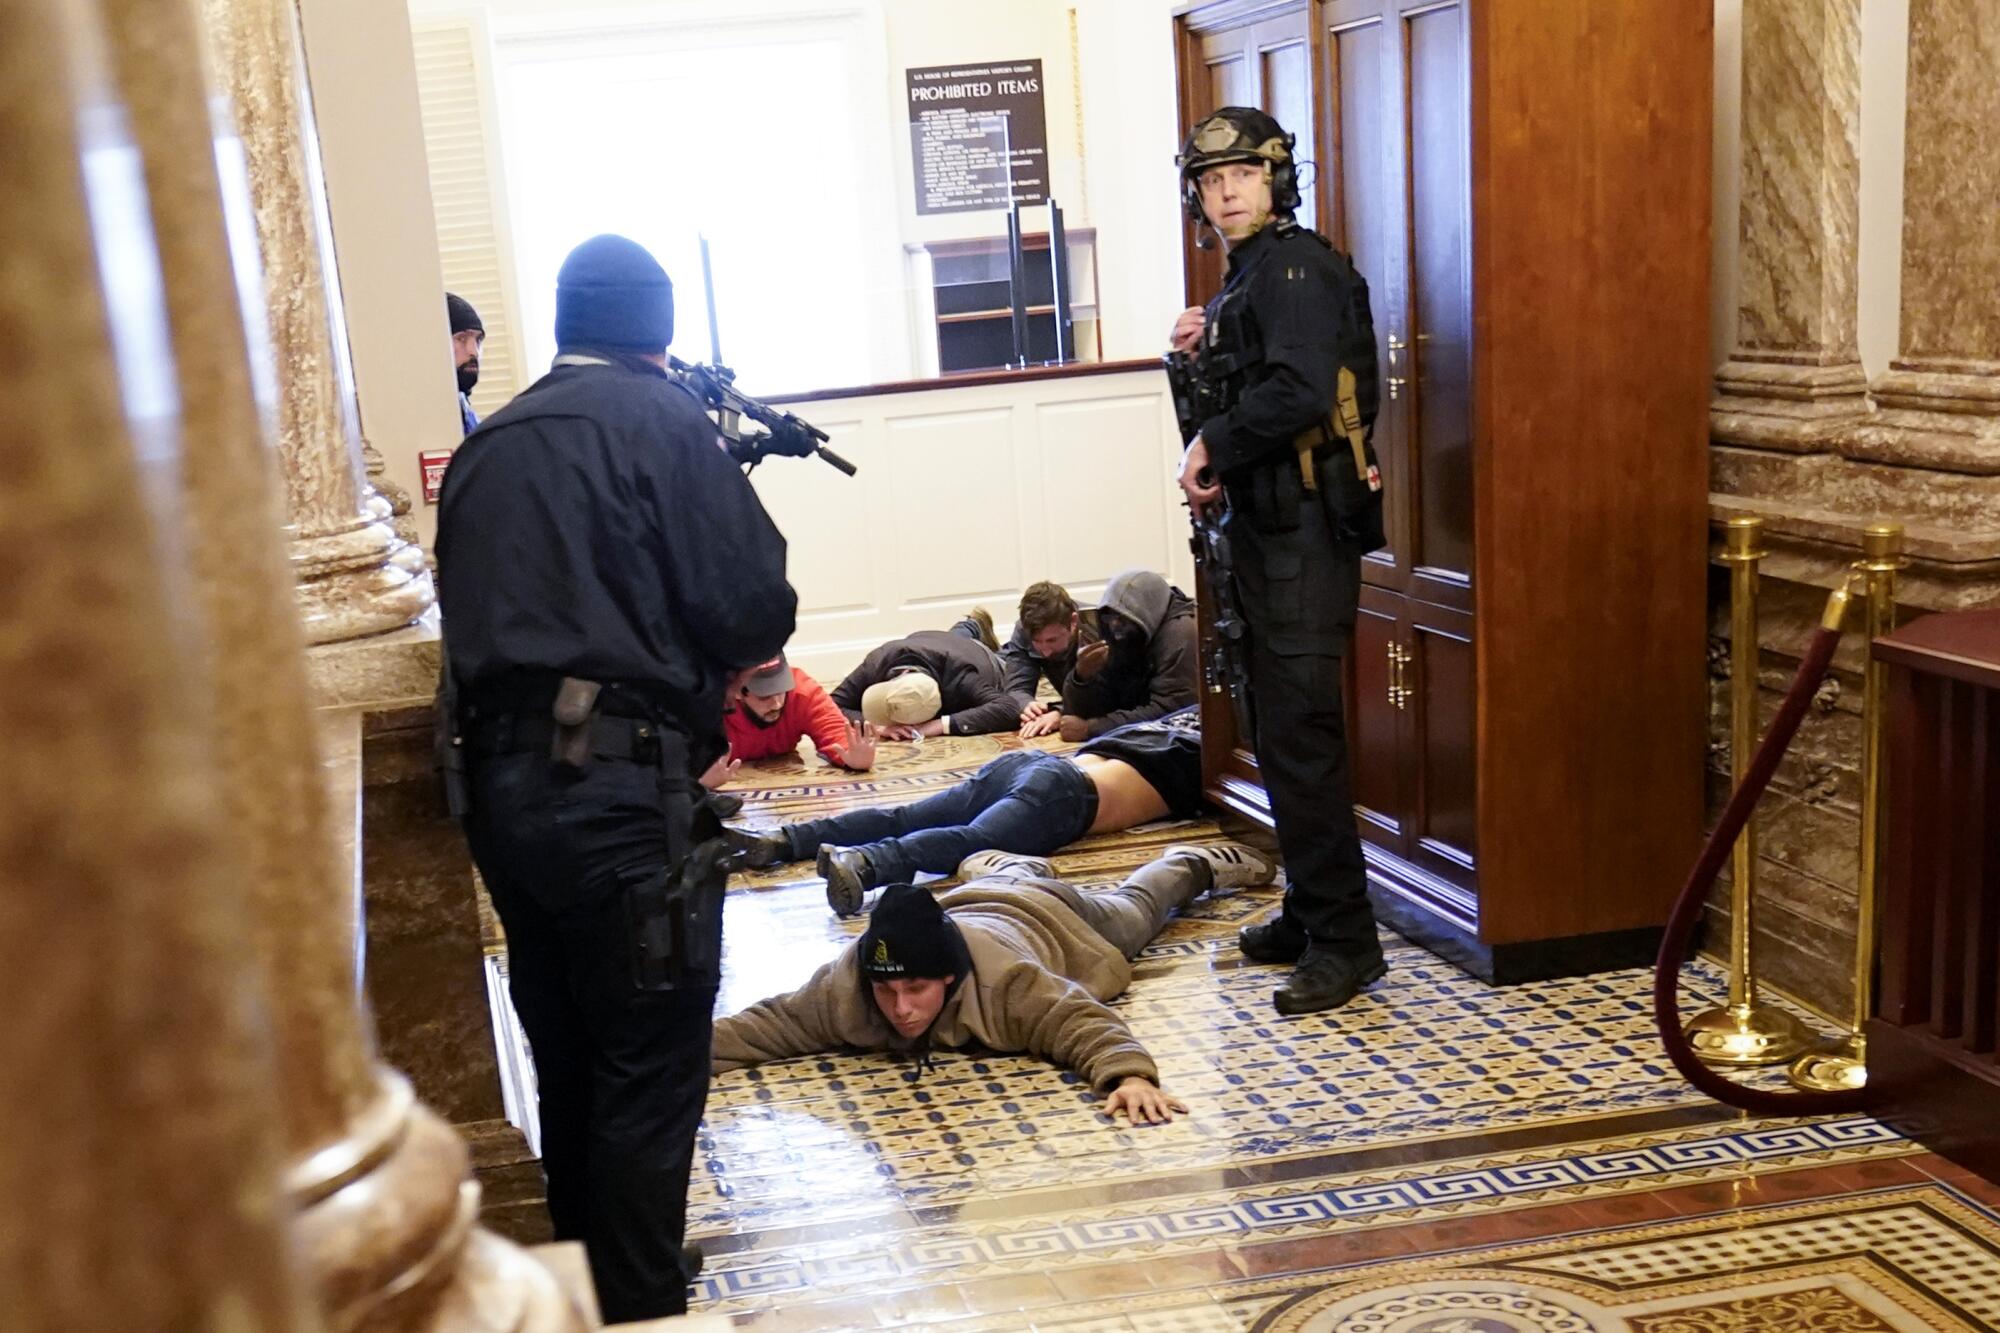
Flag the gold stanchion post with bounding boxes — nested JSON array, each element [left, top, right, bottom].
[[1790, 522, 1904, 1092], [1685, 516, 1816, 1065]]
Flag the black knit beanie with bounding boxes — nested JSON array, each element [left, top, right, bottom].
[[446, 292, 483, 336], [859, 884, 971, 982], [554, 234, 674, 353]]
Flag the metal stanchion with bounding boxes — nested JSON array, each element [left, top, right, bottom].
[[1790, 522, 1904, 1093], [1685, 516, 1816, 1066]]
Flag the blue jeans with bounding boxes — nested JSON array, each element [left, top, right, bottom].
[[784, 750, 1096, 884]]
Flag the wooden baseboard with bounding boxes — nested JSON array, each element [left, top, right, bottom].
[[1867, 1020, 2000, 1186], [1366, 846, 1661, 985]]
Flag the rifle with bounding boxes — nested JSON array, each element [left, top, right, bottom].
[[669, 356, 857, 477], [1163, 352, 1254, 732]]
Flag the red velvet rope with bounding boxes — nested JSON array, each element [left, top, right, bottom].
[[1652, 623, 1870, 1116]]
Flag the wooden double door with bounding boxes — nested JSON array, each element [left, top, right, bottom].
[[1180, 0, 1480, 921]]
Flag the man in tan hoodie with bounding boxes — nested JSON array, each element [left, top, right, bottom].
[[711, 842, 1278, 1124]]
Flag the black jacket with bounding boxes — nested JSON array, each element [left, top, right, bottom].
[[1059, 589, 1198, 737], [1198, 223, 1364, 478], [998, 609, 1101, 703], [1197, 224, 1372, 654], [831, 630, 1016, 735], [1077, 706, 1204, 818], [436, 357, 795, 748]]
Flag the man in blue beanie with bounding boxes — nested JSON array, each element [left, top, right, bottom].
[[438, 233, 796, 1321]]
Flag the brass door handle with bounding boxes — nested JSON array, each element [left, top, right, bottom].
[[1386, 642, 1410, 710], [1385, 374, 1407, 400], [1386, 331, 1405, 367]]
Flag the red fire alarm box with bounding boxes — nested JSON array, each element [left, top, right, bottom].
[[420, 449, 453, 504]]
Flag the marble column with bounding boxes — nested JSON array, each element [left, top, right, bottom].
[[93, 0, 584, 1327], [1715, 0, 2000, 611], [1846, 0, 2000, 483], [0, 0, 307, 1326], [198, 0, 434, 645], [1712, 0, 1869, 450], [1705, 0, 2000, 1021], [1703, 0, 1874, 1022]]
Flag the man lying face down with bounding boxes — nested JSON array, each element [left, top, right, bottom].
[[711, 842, 1278, 1123], [741, 706, 1206, 917]]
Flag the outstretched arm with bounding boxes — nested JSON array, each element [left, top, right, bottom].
[[983, 965, 1157, 1090], [711, 953, 872, 1071]]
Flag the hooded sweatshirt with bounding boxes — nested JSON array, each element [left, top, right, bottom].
[[709, 877, 1157, 1091], [1060, 570, 1198, 737]]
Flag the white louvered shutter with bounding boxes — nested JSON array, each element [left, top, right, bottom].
[[411, 20, 523, 414]]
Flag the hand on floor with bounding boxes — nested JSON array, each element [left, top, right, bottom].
[[837, 719, 876, 770], [1104, 1076, 1188, 1126], [1058, 713, 1091, 742], [1019, 710, 1062, 738]]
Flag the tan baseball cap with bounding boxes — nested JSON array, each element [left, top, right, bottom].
[[861, 672, 941, 726]]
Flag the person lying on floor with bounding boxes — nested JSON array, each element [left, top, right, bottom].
[[1055, 569, 1197, 741], [710, 842, 1277, 1123], [1000, 580, 1101, 739], [740, 706, 1204, 917], [723, 653, 874, 773], [829, 612, 1019, 739]]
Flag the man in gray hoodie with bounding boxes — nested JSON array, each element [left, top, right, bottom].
[[1057, 569, 1199, 741], [711, 841, 1278, 1123]]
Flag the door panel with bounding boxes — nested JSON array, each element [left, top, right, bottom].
[[1403, 1, 1474, 606], [1408, 599, 1476, 890], [1259, 33, 1316, 233], [1326, 9, 1409, 595], [1207, 47, 1251, 108], [1351, 587, 1409, 855]]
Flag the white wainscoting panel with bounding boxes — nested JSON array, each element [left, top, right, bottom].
[[1035, 394, 1180, 587], [883, 407, 1022, 605], [746, 415, 875, 619], [749, 367, 1194, 687]]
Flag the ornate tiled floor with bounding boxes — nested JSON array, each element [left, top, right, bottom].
[[537, 733, 2000, 1329]]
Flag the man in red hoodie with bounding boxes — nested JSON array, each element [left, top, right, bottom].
[[722, 653, 875, 774]]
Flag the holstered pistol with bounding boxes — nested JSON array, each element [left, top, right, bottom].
[[550, 677, 601, 770]]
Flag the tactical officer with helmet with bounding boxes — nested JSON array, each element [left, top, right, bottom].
[[1169, 107, 1388, 1016], [436, 233, 796, 1320]]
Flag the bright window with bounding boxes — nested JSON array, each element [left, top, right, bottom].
[[497, 18, 886, 396]]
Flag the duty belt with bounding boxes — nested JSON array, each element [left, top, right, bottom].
[[464, 711, 677, 768]]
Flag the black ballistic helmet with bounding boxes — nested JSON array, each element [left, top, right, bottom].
[[1175, 106, 1300, 227]]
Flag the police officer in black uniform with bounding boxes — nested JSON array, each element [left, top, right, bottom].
[[1170, 108, 1388, 1016], [437, 233, 796, 1320]]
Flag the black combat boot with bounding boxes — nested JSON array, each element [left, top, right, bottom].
[[819, 845, 875, 917], [739, 828, 795, 870], [1273, 943, 1388, 1016], [1238, 914, 1310, 964]]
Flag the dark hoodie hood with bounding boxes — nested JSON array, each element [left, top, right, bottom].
[[1099, 570, 1171, 637], [1099, 570, 1195, 641]]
